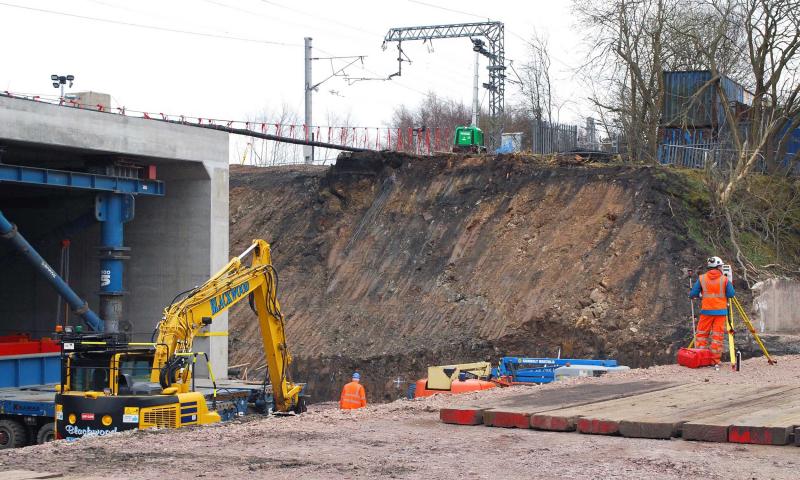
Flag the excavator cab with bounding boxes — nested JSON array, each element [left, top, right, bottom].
[[54, 333, 222, 441]]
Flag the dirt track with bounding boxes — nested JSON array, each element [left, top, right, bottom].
[[3, 356, 800, 479]]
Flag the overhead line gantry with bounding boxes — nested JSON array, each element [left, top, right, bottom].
[[382, 21, 505, 149]]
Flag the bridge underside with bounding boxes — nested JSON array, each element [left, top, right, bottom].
[[0, 95, 230, 379]]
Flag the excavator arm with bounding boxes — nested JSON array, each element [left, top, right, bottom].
[[151, 239, 302, 412]]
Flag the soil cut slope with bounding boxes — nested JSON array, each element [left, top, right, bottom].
[[227, 153, 702, 402]]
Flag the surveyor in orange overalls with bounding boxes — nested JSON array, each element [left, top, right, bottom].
[[689, 256, 736, 366], [339, 372, 367, 410]]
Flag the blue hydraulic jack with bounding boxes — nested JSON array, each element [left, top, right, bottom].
[[0, 161, 164, 335], [95, 193, 134, 335], [0, 193, 135, 335]]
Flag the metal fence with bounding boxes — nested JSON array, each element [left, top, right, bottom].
[[657, 143, 776, 173], [530, 120, 578, 154], [657, 143, 717, 168]]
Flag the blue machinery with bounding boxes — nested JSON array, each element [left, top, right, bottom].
[[0, 163, 165, 333], [0, 211, 103, 331], [95, 192, 134, 333], [493, 357, 619, 384]]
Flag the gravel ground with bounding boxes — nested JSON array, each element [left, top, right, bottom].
[[3, 356, 800, 479]]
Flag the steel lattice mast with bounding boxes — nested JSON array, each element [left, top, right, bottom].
[[382, 22, 505, 149]]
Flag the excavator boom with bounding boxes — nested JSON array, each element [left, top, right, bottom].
[[151, 239, 301, 411]]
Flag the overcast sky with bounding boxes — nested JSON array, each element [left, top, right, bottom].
[[0, 0, 588, 160]]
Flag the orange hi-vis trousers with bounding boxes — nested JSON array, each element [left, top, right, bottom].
[[696, 314, 726, 364]]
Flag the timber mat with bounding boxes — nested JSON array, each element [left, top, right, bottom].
[[531, 383, 800, 444], [441, 382, 800, 445], [439, 380, 677, 427], [682, 385, 800, 445]]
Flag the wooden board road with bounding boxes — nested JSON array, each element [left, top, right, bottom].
[[682, 386, 800, 445], [439, 381, 676, 427], [533, 384, 797, 439], [439, 381, 800, 446]]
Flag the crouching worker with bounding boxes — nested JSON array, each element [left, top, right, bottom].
[[340, 372, 367, 410]]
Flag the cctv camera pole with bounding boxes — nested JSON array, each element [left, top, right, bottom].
[[304, 37, 313, 164]]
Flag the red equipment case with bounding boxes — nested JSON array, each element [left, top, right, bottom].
[[677, 347, 715, 368]]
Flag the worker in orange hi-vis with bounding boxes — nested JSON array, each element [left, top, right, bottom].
[[339, 372, 367, 410], [689, 256, 736, 367]]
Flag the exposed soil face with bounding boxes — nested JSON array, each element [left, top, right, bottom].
[[227, 153, 707, 402]]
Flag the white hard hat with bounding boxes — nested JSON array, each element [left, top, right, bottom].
[[707, 256, 724, 268]]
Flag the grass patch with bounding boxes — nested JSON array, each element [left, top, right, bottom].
[[653, 167, 715, 248], [649, 165, 800, 277], [683, 215, 715, 252], [737, 231, 776, 267]]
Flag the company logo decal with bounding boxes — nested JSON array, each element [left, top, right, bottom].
[[209, 281, 250, 314], [65, 425, 118, 437]]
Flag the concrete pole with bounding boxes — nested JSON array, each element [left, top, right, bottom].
[[472, 49, 480, 127], [304, 37, 313, 164]]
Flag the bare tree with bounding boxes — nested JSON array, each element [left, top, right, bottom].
[[249, 102, 302, 166], [575, 0, 800, 281], [391, 92, 472, 130], [677, 0, 800, 205], [391, 92, 473, 151], [576, 0, 680, 163], [320, 109, 355, 163], [667, 0, 800, 282], [579, 0, 799, 183], [516, 30, 554, 125]]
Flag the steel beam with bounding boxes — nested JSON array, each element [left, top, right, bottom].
[[0, 164, 165, 196], [383, 22, 503, 43]]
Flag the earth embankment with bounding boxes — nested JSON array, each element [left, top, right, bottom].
[[228, 153, 703, 402]]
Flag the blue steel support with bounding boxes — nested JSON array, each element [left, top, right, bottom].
[[0, 210, 103, 331], [1, 163, 163, 335], [0, 163, 164, 196], [95, 193, 133, 334], [1, 164, 163, 336]]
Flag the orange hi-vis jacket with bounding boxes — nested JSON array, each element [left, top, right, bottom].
[[690, 268, 735, 315], [699, 270, 730, 313], [339, 380, 367, 410]]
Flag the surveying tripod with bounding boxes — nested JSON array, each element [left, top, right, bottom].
[[687, 297, 774, 368], [687, 264, 775, 369], [725, 296, 776, 367]]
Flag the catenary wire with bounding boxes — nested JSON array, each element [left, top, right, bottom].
[[0, 1, 303, 46]]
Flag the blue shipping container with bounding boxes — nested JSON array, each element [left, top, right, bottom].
[[779, 120, 800, 163], [662, 71, 750, 128]]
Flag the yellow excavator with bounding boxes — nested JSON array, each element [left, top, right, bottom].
[[54, 239, 304, 440]]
